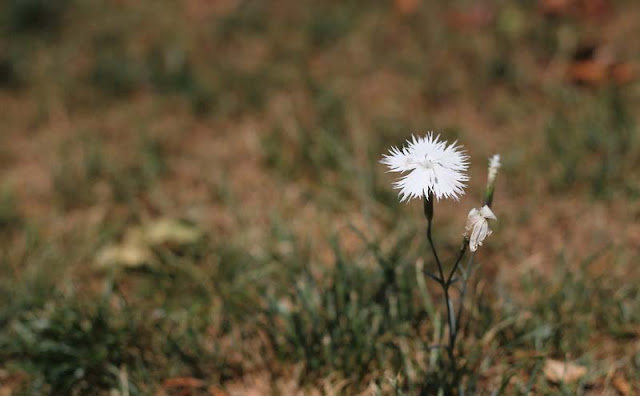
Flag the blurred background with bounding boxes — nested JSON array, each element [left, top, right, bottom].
[[0, 0, 639, 394]]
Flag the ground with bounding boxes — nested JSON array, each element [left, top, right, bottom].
[[0, 0, 639, 394]]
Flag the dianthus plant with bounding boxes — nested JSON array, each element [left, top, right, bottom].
[[382, 133, 501, 389]]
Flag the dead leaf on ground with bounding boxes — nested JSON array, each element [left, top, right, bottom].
[[568, 61, 609, 85], [208, 385, 229, 396], [610, 62, 636, 85], [94, 218, 203, 271], [543, 359, 587, 384], [540, 0, 613, 19], [567, 44, 635, 86], [145, 218, 203, 248], [445, 4, 495, 30], [0, 370, 27, 396], [579, 0, 613, 19], [95, 228, 153, 270], [394, 0, 420, 15], [162, 377, 206, 388], [540, 0, 571, 16], [612, 374, 632, 396]]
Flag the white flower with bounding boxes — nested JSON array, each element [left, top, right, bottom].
[[464, 205, 497, 252], [380, 133, 469, 202], [487, 154, 501, 185]]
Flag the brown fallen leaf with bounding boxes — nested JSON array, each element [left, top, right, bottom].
[[540, 0, 572, 16], [612, 374, 632, 396], [568, 61, 608, 85], [610, 62, 636, 85], [162, 377, 206, 388], [394, 0, 420, 15], [543, 359, 587, 384], [540, 0, 612, 19], [579, 0, 613, 19], [208, 385, 229, 396], [567, 43, 635, 87], [445, 4, 494, 30]]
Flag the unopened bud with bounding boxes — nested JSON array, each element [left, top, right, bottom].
[[484, 154, 501, 206]]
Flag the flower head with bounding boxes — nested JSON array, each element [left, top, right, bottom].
[[380, 133, 469, 202], [464, 205, 497, 252]]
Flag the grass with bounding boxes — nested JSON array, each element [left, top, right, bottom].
[[544, 86, 639, 197], [6, 287, 146, 394], [3, 220, 637, 394], [1, 0, 639, 394]]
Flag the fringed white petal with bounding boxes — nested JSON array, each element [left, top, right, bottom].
[[380, 132, 469, 202]]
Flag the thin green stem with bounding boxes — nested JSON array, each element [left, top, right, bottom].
[[424, 195, 457, 372], [426, 218, 446, 284], [424, 197, 444, 283], [456, 253, 475, 335], [447, 240, 467, 285], [454, 194, 493, 350], [447, 240, 468, 349]]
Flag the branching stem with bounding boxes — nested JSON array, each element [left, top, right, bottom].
[[423, 195, 468, 374]]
